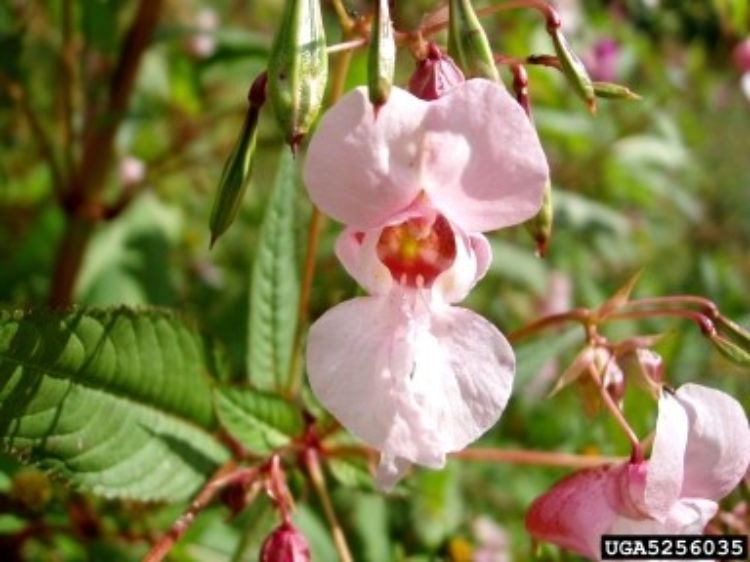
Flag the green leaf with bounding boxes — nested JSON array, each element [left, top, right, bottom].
[[0, 308, 229, 502], [409, 463, 463, 550], [247, 149, 299, 391], [214, 386, 302, 453], [326, 456, 375, 492]]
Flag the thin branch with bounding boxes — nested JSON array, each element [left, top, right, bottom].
[[60, 0, 76, 173], [142, 462, 259, 562], [330, 0, 355, 32], [452, 447, 624, 468], [508, 308, 591, 343], [303, 449, 353, 562], [421, 0, 560, 37], [77, 0, 164, 199], [0, 75, 64, 194], [589, 365, 642, 460]]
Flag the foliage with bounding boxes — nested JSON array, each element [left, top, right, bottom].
[[0, 0, 748, 561]]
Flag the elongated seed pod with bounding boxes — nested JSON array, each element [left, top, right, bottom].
[[368, 0, 396, 111], [447, 0, 499, 81], [525, 179, 553, 257], [593, 81, 641, 100], [209, 74, 267, 248], [267, 0, 328, 149], [549, 27, 596, 113]]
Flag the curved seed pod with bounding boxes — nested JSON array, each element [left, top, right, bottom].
[[267, 0, 328, 150], [447, 0, 500, 81], [525, 179, 553, 257], [549, 27, 596, 113], [368, 0, 396, 112], [593, 81, 641, 100], [209, 73, 267, 248]]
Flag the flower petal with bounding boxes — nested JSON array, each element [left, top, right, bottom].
[[408, 304, 515, 452], [609, 498, 718, 536], [525, 465, 625, 560], [335, 228, 393, 295], [306, 294, 416, 460], [676, 383, 750, 501], [303, 87, 425, 229], [432, 226, 485, 304], [303, 81, 549, 232], [306, 293, 515, 484], [642, 390, 689, 520], [421, 80, 549, 231], [375, 454, 411, 491]]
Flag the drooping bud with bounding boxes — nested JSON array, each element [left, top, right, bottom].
[[408, 43, 465, 101], [209, 73, 267, 248], [267, 0, 328, 149], [732, 38, 750, 74], [602, 358, 626, 406], [548, 23, 596, 113], [716, 314, 750, 349], [525, 180, 553, 257], [447, 0, 500, 81], [634, 348, 663, 385], [260, 522, 311, 562], [368, 0, 396, 113], [593, 81, 641, 101]]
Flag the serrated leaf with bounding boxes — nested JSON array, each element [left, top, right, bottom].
[[247, 149, 299, 391], [0, 308, 229, 502], [214, 386, 302, 453]]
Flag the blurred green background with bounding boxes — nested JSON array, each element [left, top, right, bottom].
[[1, 0, 748, 560]]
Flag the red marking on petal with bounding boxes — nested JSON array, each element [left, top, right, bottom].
[[376, 213, 456, 287]]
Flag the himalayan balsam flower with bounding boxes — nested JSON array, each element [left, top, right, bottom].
[[303, 80, 549, 488], [526, 383, 750, 561]]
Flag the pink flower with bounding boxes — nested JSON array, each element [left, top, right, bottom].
[[526, 383, 750, 560], [303, 80, 549, 488]]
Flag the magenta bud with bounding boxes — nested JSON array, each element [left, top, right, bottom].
[[408, 43, 465, 101], [635, 348, 663, 384], [259, 522, 311, 562], [733, 39, 750, 73]]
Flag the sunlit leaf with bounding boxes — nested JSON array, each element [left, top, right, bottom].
[[0, 308, 229, 501]]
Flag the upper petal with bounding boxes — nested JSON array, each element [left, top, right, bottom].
[[303, 87, 426, 229], [421, 80, 549, 232], [525, 465, 625, 560], [676, 383, 750, 501], [303, 81, 549, 233]]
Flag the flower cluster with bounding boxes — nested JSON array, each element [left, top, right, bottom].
[[302, 78, 549, 488]]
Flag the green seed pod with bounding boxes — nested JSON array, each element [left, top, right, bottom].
[[710, 333, 750, 367], [267, 0, 328, 149], [209, 74, 267, 248], [368, 0, 396, 111], [447, 0, 500, 82], [593, 81, 642, 101], [550, 28, 596, 113], [525, 180, 553, 257]]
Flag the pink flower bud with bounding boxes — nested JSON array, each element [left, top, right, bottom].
[[259, 522, 310, 562], [408, 43, 465, 101], [635, 348, 663, 384], [733, 39, 750, 74]]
